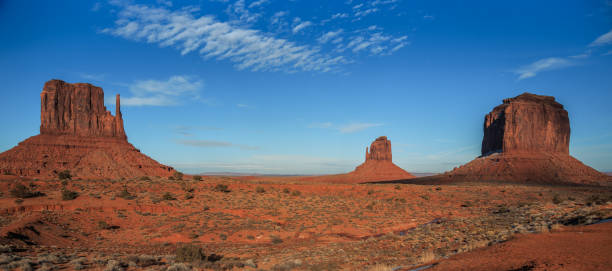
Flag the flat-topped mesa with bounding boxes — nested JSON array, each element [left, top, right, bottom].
[[366, 136, 392, 162], [40, 79, 126, 139], [481, 92, 570, 156]]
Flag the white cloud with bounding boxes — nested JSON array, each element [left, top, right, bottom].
[[248, 0, 269, 8], [227, 0, 261, 24], [340, 32, 407, 55], [589, 28, 612, 47], [103, 3, 348, 73], [515, 57, 573, 80], [108, 75, 203, 106], [157, 0, 172, 7], [331, 13, 349, 19], [355, 8, 379, 17], [79, 73, 106, 81], [318, 30, 343, 43], [338, 123, 383, 133], [292, 21, 312, 33]]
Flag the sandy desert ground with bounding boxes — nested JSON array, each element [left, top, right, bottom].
[[1, 174, 611, 271]]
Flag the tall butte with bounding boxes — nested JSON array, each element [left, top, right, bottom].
[[348, 136, 415, 181], [439, 92, 609, 185], [0, 79, 176, 179]]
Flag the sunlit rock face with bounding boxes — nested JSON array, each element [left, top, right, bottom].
[[0, 79, 175, 179], [481, 92, 570, 156]]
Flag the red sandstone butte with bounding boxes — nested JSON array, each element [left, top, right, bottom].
[[439, 93, 610, 185], [349, 136, 415, 181], [0, 79, 175, 179]]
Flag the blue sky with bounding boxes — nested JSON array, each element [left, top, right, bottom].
[[1, 0, 611, 174]]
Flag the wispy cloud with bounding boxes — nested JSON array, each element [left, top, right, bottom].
[[515, 28, 612, 79], [308, 122, 383, 133], [174, 125, 223, 136], [107, 75, 203, 106], [338, 123, 383, 133], [589, 28, 612, 47], [515, 57, 573, 80], [176, 139, 259, 150], [79, 73, 106, 81], [292, 18, 312, 34], [103, 3, 348, 73], [318, 30, 343, 44]]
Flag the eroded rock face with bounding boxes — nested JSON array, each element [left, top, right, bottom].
[[366, 136, 392, 161], [40, 79, 126, 139], [436, 92, 610, 185], [0, 79, 175, 179], [482, 93, 570, 156], [352, 136, 414, 181]]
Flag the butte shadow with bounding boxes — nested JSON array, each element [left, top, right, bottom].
[[0, 79, 176, 180], [377, 93, 611, 186]]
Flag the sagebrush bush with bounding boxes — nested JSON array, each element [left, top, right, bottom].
[[175, 245, 206, 262], [173, 172, 184, 180], [58, 170, 72, 180], [10, 184, 43, 198], [61, 189, 79, 200], [117, 189, 136, 200], [214, 184, 230, 193], [163, 192, 176, 200], [193, 175, 202, 181]]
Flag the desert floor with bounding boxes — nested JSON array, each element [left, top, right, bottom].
[[0, 175, 611, 270]]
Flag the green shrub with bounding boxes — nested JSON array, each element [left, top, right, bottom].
[[10, 184, 44, 198], [139, 176, 151, 181], [117, 189, 136, 200], [61, 189, 79, 201], [163, 192, 176, 200], [213, 184, 230, 193], [291, 190, 301, 196], [283, 188, 290, 194], [58, 170, 72, 180], [175, 245, 206, 262], [173, 172, 184, 180], [98, 221, 111, 230], [192, 175, 202, 181], [270, 235, 283, 244], [256, 186, 265, 193], [552, 194, 563, 204]]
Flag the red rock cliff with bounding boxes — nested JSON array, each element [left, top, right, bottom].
[[40, 79, 126, 139], [481, 93, 570, 156], [0, 79, 175, 179], [366, 136, 392, 161]]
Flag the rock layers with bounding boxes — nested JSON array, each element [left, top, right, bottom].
[[349, 136, 415, 182], [439, 93, 609, 185], [0, 79, 175, 179], [481, 93, 570, 155], [300, 136, 414, 183]]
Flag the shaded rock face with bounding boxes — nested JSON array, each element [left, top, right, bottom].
[[366, 136, 392, 161], [40, 80, 126, 139], [482, 93, 570, 156], [0, 79, 175, 179]]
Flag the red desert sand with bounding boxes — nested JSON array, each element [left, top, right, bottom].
[[0, 82, 610, 270]]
